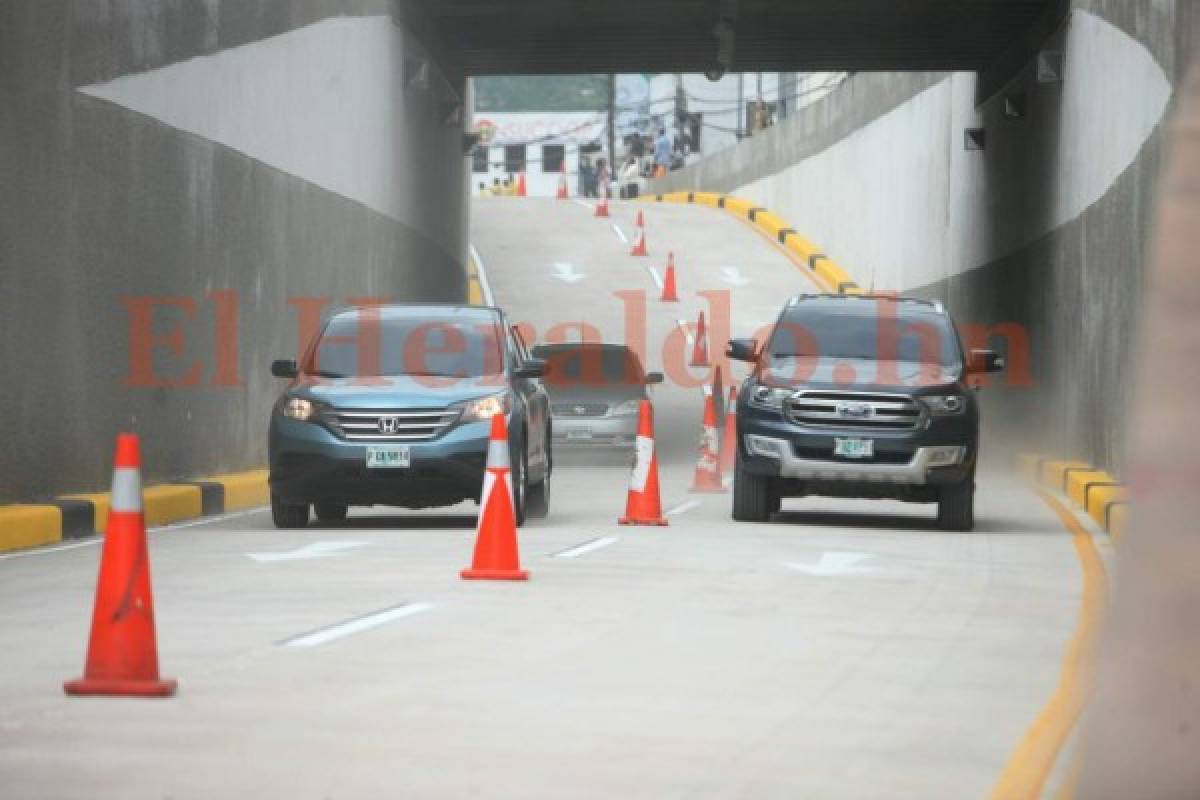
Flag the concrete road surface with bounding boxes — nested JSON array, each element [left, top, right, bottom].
[[0, 198, 1100, 798]]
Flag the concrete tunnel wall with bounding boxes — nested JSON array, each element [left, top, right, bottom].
[[0, 1, 470, 503], [653, 0, 1197, 475]]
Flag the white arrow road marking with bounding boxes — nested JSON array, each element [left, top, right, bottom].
[[784, 552, 877, 577], [720, 265, 749, 286], [675, 319, 695, 346], [645, 265, 664, 290], [248, 540, 367, 563], [666, 499, 702, 516], [612, 223, 628, 243], [551, 536, 620, 559], [279, 602, 433, 648], [552, 262, 585, 284]]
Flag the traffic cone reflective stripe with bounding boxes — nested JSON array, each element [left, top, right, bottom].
[[619, 400, 668, 525], [690, 394, 728, 493], [720, 386, 738, 473], [661, 253, 679, 302], [690, 311, 711, 367], [64, 433, 177, 697], [462, 414, 529, 580]]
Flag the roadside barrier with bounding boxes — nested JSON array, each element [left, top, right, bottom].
[[64, 434, 177, 698], [689, 311, 711, 367], [661, 252, 679, 302], [461, 414, 529, 580], [1017, 453, 1130, 540], [690, 392, 727, 494], [618, 400, 668, 526]]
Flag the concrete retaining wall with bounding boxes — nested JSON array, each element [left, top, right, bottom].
[[652, 0, 1197, 473], [0, 1, 469, 502]]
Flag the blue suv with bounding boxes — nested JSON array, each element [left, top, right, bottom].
[[268, 304, 551, 528]]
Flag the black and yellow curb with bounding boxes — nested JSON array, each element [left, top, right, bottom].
[[1017, 453, 1129, 539], [0, 468, 269, 555], [467, 249, 486, 306], [643, 191, 865, 296]]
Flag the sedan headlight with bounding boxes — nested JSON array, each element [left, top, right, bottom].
[[281, 396, 320, 422], [920, 394, 966, 416], [611, 397, 643, 416], [747, 385, 792, 411], [456, 392, 511, 423]]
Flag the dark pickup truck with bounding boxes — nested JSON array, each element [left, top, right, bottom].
[[727, 294, 1003, 531]]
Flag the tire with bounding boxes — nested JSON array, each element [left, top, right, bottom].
[[937, 477, 975, 532], [314, 502, 348, 522], [526, 465, 550, 520], [511, 444, 528, 528], [271, 492, 309, 529], [732, 450, 775, 523]]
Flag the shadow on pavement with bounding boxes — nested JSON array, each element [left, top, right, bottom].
[[311, 514, 478, 530]]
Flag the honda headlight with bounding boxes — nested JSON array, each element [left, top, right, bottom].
[[611, 397, 643, 416], [748, 385, 792, 411], [281, 396, 320, 422], [920, 394, 966, 416], [456, 392, 511, 423]]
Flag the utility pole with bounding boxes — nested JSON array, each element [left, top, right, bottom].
[[607, 73, 616, 177]]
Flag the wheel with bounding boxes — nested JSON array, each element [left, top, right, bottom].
[[526, 464, 550, 520], [271, 492, 309, 529], [937, 477, 975, 531], [510, 443, 528, 527], [314, 502, 348, 522], [732, 450, 775, 522]]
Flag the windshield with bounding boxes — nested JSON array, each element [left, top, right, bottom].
[[537, 346, 644, 388], [767, 306, 963, 368], [305, 312, 504, 379]]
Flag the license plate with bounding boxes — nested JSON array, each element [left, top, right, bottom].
[[566, 428, 593, 440], [365, 445, 411, 469], [834, 438, 874, 459]]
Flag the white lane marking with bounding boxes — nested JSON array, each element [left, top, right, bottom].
[[469, 243, 496, 305], [784, 552, 877, 577], [0, 506, 270, 562], [666, 499, 702, 516], [645, 265, 664, 290], [611, 224, 628, 243], [551, 535, 620, 559], [280, 602, 433, 648], [571, 198, 595, 211], [248, 540, 366, 563], [675, 319, 695, 346], [552, 262, 585, 284], [720, 265, 749, 287]]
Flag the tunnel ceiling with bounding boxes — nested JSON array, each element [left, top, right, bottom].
[[411, 0, 1057, 76]]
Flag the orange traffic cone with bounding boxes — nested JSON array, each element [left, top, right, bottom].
[[462, 413, 529, 580], [556, 164, 568, 200], [64, 434, 177, 697], [720, 385, 738, 473], [690, 393, 727, 493], [689, 311, 711, 367], [516, 173, 527, 197], [595, 189, 610, 217], [661, 253, 679, 302], [630, 225, 649, 257], [635, 210, 645, 228], [619, 400, 668, 526]]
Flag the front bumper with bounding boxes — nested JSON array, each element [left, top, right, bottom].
[[268, 414, 497, 508], [551, 413, 638, 447]]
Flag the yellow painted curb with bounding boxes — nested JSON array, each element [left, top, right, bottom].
[[1086, 485, 1129, 531], [143, 484, 202, 527], [1065, 469, 1116, 509], [0, 505, 62, 551], [208, 469, 270, 511], [1040, 460, 1092, 492]]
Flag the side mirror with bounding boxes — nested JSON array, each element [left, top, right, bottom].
[[271, 359, 298, 379], [968, 350, 1005, 374], [726, 338, 759, 363], [644, 371, 665, 385], [515, 358, 547, 379]]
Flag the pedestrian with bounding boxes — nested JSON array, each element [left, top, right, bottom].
[[595, 158, 610, 198], [654, 128, 672, 178], [621, 156, 640, 199], [579, 156, 595, 197]]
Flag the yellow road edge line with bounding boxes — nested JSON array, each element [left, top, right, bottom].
[[988, 490, 1108, 800]]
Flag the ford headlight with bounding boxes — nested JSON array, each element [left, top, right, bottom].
[[920, 394, 966, 416], [748, 385, 792, 411], [611, 397, 642, 416], [456, 392, 511, 423]]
